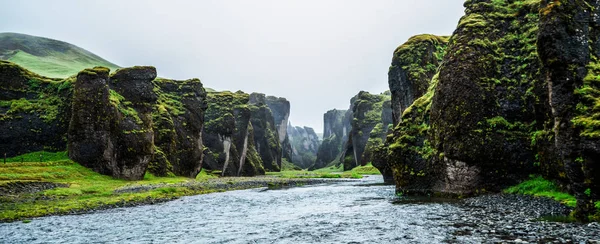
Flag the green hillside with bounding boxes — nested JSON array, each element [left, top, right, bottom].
[[0, 32, 120, 78]]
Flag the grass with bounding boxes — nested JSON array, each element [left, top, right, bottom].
[[350, 163, 381, 175], [504, 175, 577, 207], [3, 151, 69, 163], [0, 156, 209, 222], [266, 169, 362, 179]]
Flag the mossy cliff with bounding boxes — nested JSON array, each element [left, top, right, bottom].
[[149, 78, 207, 178], [265, 96, 292, 166], [0, 61, 72, 157], [382, 0, 599, 219], [287, 124, 321, 169], [388, 34, 448, 126], [341, 91, 391, 171], [68, 66, 157, 180], [312, 109, 350, 169], [202, 91, 268, 176], [249, 93, 282, 172], [537, 0, 600, 219]]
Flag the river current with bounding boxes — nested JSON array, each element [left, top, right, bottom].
[[1, 175, 598, 243]]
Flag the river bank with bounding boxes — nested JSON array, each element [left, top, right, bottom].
[[0, 160, 355, 222], [2, 175, 599, 243]]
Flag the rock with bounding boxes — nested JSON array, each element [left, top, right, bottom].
[[68, 66, 157, 180], [312, 109, 349, 169], [0, 61, 72, 157], [149, 78, 207, 178], [537, 0, 600, 220], [249, 93, 281, 172], [203, 91, 263, 176], [341, 91, 390, 170], [265, 95, 292, 168], [287, 124, 320, 169], [388, 34, 448, 126]]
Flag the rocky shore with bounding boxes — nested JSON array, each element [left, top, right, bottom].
[[447, 194, 600, 243]]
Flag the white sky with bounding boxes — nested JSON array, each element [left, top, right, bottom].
[[0, 0, 465, 133]]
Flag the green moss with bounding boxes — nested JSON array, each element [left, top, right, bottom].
[[351, 163, 381, 175], [109, 89, 142, 124], [504, 175, 576, 207], [573, 62, 600, 138]]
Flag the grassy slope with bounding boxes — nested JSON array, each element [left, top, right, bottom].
[[505, 175, 600, 221], [0, 33, 120, 78]]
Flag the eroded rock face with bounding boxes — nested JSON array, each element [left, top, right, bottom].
[[313, 109, 348, 169], [538, 0, 600, 218], [265, 96, 292, 167], [249, 93, 281, 172], [68, 66, 157, 180], [202, 91, 265, 176], [388, 35, 448, 126], [0, 61, 72, 157], [149, 78, 207, 178], [341, 91, 390, 171], [288, 124, 320, 169]]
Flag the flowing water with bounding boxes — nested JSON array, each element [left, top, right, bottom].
[[1, 175, 598, 243]]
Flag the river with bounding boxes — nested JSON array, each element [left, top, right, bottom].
[[1, 175, 599, 243]]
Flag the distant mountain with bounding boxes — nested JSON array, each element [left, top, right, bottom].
[[0, 32, 119, 78]]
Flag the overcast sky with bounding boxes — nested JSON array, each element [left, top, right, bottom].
[[1, 0, 465, 133]]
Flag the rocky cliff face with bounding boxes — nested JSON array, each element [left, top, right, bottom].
[[383, 0, 599, 218], [202, 91, 265, 176], [388, 35, 448, 126], [68, 66, 157, 180], [0, 61, 72, 157], [537, 0, 600, 219], [249, 93, 282, 172], [149, 78, 207, 178], [313, 109, 351, 169], [341, 91, 391, 171], [265, 96, 292, 167], [287, 124, 320, 169]]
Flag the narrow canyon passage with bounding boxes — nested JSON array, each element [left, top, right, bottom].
[[1, 176, 598, 243]]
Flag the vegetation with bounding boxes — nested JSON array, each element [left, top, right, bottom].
[[504, 175, 577, 207], [3, 151, 68, 163], [0, 33, 119, 78], [266, 170, 362, 179], [351, 163, 381, 175]]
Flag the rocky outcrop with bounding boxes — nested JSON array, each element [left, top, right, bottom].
[[68, 66, 157, 180], [149, 78, 207, 178], [341, 91, 390, 170], [0, 61, 72, 157], [265, 96, 292, 167], [202, 91, 266, 176], [384, 0, 599, 220], [388, 35, 448, 126], [537, 0, 600, 219], [249, 93, 281, 172], [287, 124, 320, 169], [312, 109, 350, 169]]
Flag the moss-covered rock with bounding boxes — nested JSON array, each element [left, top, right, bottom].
[[537, 0, 600, 219], [149, 78, 207, 178], [341, 91, 391, 171], [0, 61, 72, 157], [202, 91, 266, 176], [389, 34, 448, 126], [249, 93, 281, 172], [265, 95, 292, 167], [287, 124, 320, 169], [312, 109, 350, 169], [68, 66, 157, 180]]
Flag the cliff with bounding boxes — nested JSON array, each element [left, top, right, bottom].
[[383, 0, 599, 219], [0, 61, 72, 157], [287, 124, 321, 169], [265, 96, 292, 167], [202, 91, 265, 176], [341, 91, 391, 171], [312, 109, 349, 169]]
